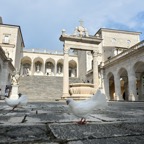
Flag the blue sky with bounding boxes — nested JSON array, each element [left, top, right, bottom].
[[1, 0, 144, 51]]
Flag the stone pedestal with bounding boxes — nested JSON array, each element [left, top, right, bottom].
[[10, 85, 19, 99]]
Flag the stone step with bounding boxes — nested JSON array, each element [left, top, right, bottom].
[[19, 76, 81, 102]]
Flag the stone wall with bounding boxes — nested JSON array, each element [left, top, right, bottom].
[[77, 50, 87, 82]]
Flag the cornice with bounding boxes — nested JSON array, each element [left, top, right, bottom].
[[59, 34, 102, 45], [95, 28, 141, 36]]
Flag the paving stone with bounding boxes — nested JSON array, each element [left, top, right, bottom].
[[67, 135, 144, 144], [0, 124, 49, 143], [49, 123, 136, 141], [0, 101, 144, 143], [119, 122, 144, 133]]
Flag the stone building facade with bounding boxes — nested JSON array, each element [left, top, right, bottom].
[[0, 16, 144, 101], [21, 50, 78, 77], [0, 46, 15, 96]]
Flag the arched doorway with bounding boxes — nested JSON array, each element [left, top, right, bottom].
[[134, 61, 144, 101], [118, 68, 128, 100], [107, 72, 115, 100]]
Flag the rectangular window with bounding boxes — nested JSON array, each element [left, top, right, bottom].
[[2, 35, 10, 44]]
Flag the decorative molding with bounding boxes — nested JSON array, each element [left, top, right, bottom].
[[0, 43, 15, 48]]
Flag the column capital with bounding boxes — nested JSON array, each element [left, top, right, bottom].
[[63, 46, 69, 54], [92, 50, 101, 57]]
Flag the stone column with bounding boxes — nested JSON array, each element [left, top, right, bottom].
[[10, 85, 19, 99], [114, 73, 123, 100], [92, 50, 99, 89], [43, 62, 45, 75], [31, 61, 34, 75], [62, 45, 70, 98], [76, 64, 78, 78], [103, 74, 110, 100], [128, 68, 137, 101], [55, 62, 57, 76], [99, 63, 104, 89]]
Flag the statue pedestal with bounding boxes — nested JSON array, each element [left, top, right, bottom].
[[10, 85, 19, 99]]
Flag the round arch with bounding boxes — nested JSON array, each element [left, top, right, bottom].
[[33, 57, 44, 75], [69, 60, 77, 77], [45, 58, 55, 76], [57, 59, 64, 76], [21, 56, 32, 76], [118, 67, 128, 100], [107, 72, 115, 100], [21, 56, 32, 64], [133, 61, 144, 101]]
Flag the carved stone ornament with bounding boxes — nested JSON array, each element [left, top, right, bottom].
[[92, 50, 101, 57], [63, 47, 69, 54], [73, 20, 89, 37]]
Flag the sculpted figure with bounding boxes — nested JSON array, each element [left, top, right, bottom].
[[11, 71, 20, 85]]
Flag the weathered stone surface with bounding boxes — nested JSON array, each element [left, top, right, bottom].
[[49, 123, 139, 141], [0, 101, 144, 143], [67, 136, 144, 144], [0, 125, 49, 143]]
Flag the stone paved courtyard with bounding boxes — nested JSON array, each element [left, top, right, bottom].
[[0, 101, 144, 144]]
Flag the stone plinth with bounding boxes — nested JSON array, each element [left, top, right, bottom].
[[10, 85, 19, 99], [69, 83, 97, 100]]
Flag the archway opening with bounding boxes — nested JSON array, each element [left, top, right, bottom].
[[33, 57, 44, 75], [118, 68, 128, 101], [45, 58, 55, 76], [69, 60, 77, 77], [134, 61, 144, 101], [21, 56, 32, 76], [107, 72, 115, 100]]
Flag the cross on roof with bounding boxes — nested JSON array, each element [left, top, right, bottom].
[[79, 20, 84, 26]]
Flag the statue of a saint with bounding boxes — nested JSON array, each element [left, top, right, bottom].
[[27, 68, 30, 75], [58, 66, 61, 73], [36, 64, 40, 72], [11, 71, 20, 85]]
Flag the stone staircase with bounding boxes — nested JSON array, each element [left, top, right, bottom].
[[19, 76, 80, 102]]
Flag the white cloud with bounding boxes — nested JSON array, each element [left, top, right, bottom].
[[1, 0, 144, 49]]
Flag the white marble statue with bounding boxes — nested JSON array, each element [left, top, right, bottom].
[[11, 71, 20, 85]]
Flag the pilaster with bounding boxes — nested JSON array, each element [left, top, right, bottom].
[[55, 62, 57, 76], [128, 68, 137, 101], [103, 73, 110, 100]]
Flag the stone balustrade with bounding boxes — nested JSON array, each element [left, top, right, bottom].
[[104, 40, 144, 65]]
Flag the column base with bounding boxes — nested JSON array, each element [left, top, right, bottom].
[[61, 93, 70, 99], [10, 85, 19, 100], [129, 94, 138, 101]]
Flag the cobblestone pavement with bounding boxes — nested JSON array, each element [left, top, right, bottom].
[[0, 101, 144, 144]]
